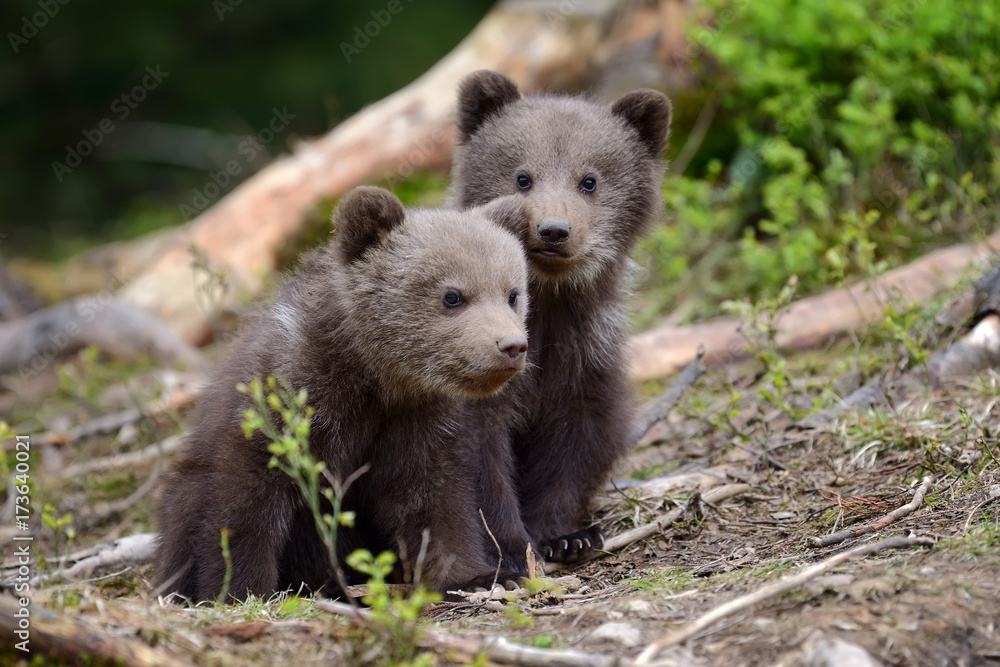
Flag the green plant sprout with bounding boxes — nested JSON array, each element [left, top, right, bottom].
[[41, 504, 76, 553], [723, 275, 802, 419], [217, 528, 233, 605], [237, 374, 358, 603], [346, 548, 440, 666], [238, 375, 440, 666]]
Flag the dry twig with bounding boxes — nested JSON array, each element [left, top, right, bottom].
[[56, 433, 184, 479], [631, 345, 706, 445], [317, 599, 624, 666], [76, 463, 163, 529], [604, 483, 750, 553], [7, 533, 158, 587], [809, 475, 933, 548], [33, 385, 198, 447], [962, 492, 1000, 534], [635, 536, 936, 663], [479, 508, 504, 594], [544, 484, 750, 575]]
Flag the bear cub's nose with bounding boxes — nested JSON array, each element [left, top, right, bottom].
[[497, 335, 528, 366], [537, 218, 570, 245]]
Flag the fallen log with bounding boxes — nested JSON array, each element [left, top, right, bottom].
[[629, 229, 1000, 381], [0, 256, 43, 321], [0, 594, 190, 667], [803, 262, 1000, 424], [0, 297, 202, 378], [115, 2, 641, 344]]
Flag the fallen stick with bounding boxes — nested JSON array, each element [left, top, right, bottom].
[[604, 483, 750, 553], [33, 384, 198, 448], [76, 464, 162, 530], [635, 535, 937, 663], [316, 599, 624, 666], [610, 463, 741, 500], [0, 593, 190, 667], [805, 313, 1000, 423], [962, 492, 1000, 534], [545, 483, 751, 575], [631, 345, 706, 445], [809, 475, 933, 548], [56, 433, 185, 479], [8, 533, 158, 587]]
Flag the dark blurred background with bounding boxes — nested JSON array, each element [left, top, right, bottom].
[[3, 0, 997, 324], [0, 0, 494, 259]]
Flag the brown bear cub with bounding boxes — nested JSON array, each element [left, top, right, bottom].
[[155, 186, 535, 602], [453, 70, 672, 563]]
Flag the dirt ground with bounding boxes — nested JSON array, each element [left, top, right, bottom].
[[2, 301, 999, 666]]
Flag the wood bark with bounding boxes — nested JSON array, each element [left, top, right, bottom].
[[0, 593, 189, 667]]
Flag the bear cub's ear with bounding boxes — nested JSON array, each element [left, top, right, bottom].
[[457, 70, 522, 144], [335, 186, 406, 263], [476, 195, 529, 236], [610, 89, 673, 158]]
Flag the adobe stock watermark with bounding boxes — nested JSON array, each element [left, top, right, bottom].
[[51, 65, 170, 182], [7, 0, 72, 54], [213, 0, 243, 21], [868, 126, 958, 220], [543, 0, 589, 28], [340, 0, 414, 63], [10, 433, 33, 654], [875, 0, 927, 38], [178, 107, 297, 220], [729, 84, 831, 189], [677, 0, 751, 65], [382, 126, 449, 188]]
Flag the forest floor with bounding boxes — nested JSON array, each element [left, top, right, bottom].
[[2, 275, 999, 666]]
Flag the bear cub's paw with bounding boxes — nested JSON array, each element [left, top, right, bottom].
[[539, 526, 605, 563]]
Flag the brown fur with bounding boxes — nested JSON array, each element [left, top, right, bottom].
[[155, 186, 534, 601], [452, 70, 672, 562]]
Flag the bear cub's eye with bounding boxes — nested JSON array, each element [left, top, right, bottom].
[[580, 175, 597, 193], [508, 290, 518, 308], [516, 173, 532, 190], [442, 289, 464, 308]]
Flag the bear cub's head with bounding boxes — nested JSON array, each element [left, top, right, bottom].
[[453, 70, 672, 289], [334, 186, 530, 400]]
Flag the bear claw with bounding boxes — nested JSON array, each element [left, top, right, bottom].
[[539, 526, 605, 564]]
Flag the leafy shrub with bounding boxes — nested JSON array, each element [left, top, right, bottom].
[[637, 0, 1000, 325]]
